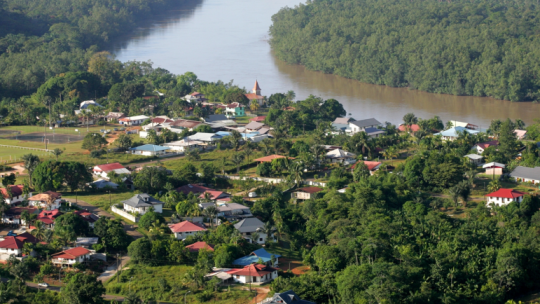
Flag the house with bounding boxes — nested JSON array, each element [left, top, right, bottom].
[[118, 115, 150, 126], [514, 129, 527, 140], [234, 218, 273, 244], [51, 247, 91, 266], [249, 134, 270, 143], [0, 232, 38, 262], [37, 209, 63, 228], [93, 163, 131, 178], [163, 140, 205, 152], [225, 102, 246, 117], [473, 141, 499, 154], [227, 263, 278, 284], [185, 92, 207, 103], [200, 202, 252, 219], [199, 190, 230, 201], [434, 127, 480, 141], [351, 160, 382, 175], [2, 207, 39, 226], [449, 120, 479, 130], [326, 149, 356, 164], [187, 132, 222, 142], [348, 118, 382, 135], [244, 80, 265, 105], [168, 119, 206, 131], [176, 184, 215, 195], [139, 123, 167, 138], [483, 162, 505, 176], [129, 144, 170, 156], [106, 112, 125, 122], [80, 100, 102, 110], [262, 290, 315, 304], [292, 187, 323, 200], [485, 188, 525, 207], [249, 116, 266, 122], [244, 121, 267, 133], [76, 237, 99, 249], [185, 241, 214, 253], [232, 248, 280, 267], [333, 117, 355, 125], [151, 117, 174, 124], [27, 191, 62, 210], [91, 179, 118, 190], [398, 124, 421, 133], [169, 221, 207, 240], [254, 155, 294, 163], [121, 194, 164, 214], [464, 154, 483, 165], [74, 210, 99, 228], [509, 166, 540, 184], [0, 185, 30, 205]]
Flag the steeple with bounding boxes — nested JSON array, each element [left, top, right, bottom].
[[252, 80, 261, 95]]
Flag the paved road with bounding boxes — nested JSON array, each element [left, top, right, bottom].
[[97, 255, 130, 283], [64, 198, 143, 239]]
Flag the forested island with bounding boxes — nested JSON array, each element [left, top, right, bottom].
[[269, 0, 540, 102]]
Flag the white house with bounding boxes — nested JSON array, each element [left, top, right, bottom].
[[129, 144, 170, 156], [485, 188, 525, 207], [51, 247, 91, 266], [326, 148, 356, 164], [234, 218, 274, 245], [228, 263, 278, 284], [163, 140, 205, 152], [483, 162, 505, 176], [0, 185, 31, 205], [348, 118, 382, 135], [509, 166, 540, 184], [27, 191, 62, 210], [434, 127, 480, 141], [184, 92, 206, 103], [118, 115, 150, 126], [169, 221, 207, 240], [464, 154, 483, 165], [187, 133, 222, 142], [292, 187, 323, 200], [121, 194, 164, 215], [93, 163, 130, 178], [2, 207, 39, 226], [0, 232, 38, 262], [472, 141, 498, 154]]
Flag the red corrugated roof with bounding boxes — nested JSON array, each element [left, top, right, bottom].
[[249, 116, 266, 122], [15, 232, 38, 244], [228, 264, 277, 277], [169, 221, 207, 233], [52, 247, 91, 259], [198, 191, 229, 200], [476, 141, 499, 149], [296, 187, 323, 194], [0, 185, 23, 198], [485, 188, 525, 199], [398, 124, 420, 132], [185, 241, 214, 252], [245, 93, 264, 100], [94, 162, 126, 172], [351, 160, 381, 171], [0, 236, 25, 249]]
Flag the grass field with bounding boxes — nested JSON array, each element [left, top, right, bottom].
[[105, 264, 255, 303], [62, 190, 137, 210]]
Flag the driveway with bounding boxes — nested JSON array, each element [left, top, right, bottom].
[[97, 255, 130, 283], [64, 198, 143, 239]]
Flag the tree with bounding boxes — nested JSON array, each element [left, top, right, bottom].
[[51, 148, 63, 160], [203, 205, 218, 229], [498, 119, 519, 162], [139, 211, 166, 230], [115, 134, 132, 151], [231, 153, 245, 174], [402, 113, 418, 130], [64, 161, 92, 192], [82, 133, 108, 151], [243, 146, 254, 163], [21, 154, 40, 187], [133, 166, 168, 193], [186, 149, 201, 162], [54, 213, 90, 241], [1, 173, 15, 187], [286, 90, 296, 101], [250, 100, 260, 114], [94, 217, 130, 252], [194, 124, 213, 133], [128, 238, 153, 264], [214, 244, 238, 267], [229, 130, 242, 151], [60, 273, 105, 304], [353, 161, 370, 182], [488, 179, 501, 193], [289, 161, 304, 187], [257, 162, 272, 177]]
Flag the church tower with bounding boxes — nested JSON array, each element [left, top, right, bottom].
[[253, 80, 261, 95]]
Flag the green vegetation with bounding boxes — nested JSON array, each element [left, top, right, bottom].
[[270, 0, 540, 101]]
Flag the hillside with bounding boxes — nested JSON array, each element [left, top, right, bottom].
[[269, 0, 540, 101]]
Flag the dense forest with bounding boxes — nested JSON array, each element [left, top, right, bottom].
[[0, 0, 192, 99], [269, 0, 540, 101]]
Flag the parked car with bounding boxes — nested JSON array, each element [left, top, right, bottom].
[[38, 283, 48, 288], [248, 192, 257, 198]]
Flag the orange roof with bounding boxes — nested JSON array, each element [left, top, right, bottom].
[[0, 236, 25, 249], [476, 141, 499, 149], [351, 160, 381, 171], [185, 241, 214, 252], [398, 124, 421, 132], [249, 116, 266, 122], [253, 80, 261, 91], [51, 247, 90, 259], [245, 93, 264, 100], [254, 155, 294, 163], [0, 185, 23, 198], [485, 188, 525, 199], [296, 187, 323, 194], [94, 162, 125, 172], [28, 191, 61, 202], [228, 264, 277, 277], [283, 106, 296, 111], [169, 221, 207, 233], [198, 190, 229, 200]]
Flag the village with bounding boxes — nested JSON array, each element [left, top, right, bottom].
[[0, 80, 538, 303]]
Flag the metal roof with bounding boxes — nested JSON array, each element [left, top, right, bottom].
[[121, 194, 164, 208], [349, 118, 381, 128], [129, 144, 170, 152], [510, 166, 540, 180], [234, 217, 264, 233]]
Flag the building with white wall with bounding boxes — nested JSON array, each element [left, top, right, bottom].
[[485, 188, 525, 207]]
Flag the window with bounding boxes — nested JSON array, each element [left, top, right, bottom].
[[259, 238, 263, 242]]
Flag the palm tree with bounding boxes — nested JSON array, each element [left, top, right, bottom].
[[289, 161, 304, 187], [231, 153, 245, 174], [21, 154, 40, 187], [203, 206, 218, 229], [515, 119, 525, 130], [402, 113, 418, 131], [310, 145, 323, 168], [382, 146, 399, 166], [31, 221, 46, 240], [43, 230, 54, 243], [243, 146, 253, 163], [149, 221, 169, 236], [250, 232, 260, 244], [488, 179, 500, 193], [351, 132, 371, 156], [250, 100, 260, 114], [447, 186, 460, 207], [260, 222, 276, 243], [51, 148, 63, 161]]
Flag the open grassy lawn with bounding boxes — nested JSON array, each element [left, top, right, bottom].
[[105, 264, 255, 303], [163, 148, 263, 174], [62, 190, 137, 210]]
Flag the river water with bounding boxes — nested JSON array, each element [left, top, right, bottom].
[[111, 0, 540, 127]]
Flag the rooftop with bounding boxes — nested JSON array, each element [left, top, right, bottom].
[[510, 166, 540, 180], [94, 162, 125, 172], [169, 221, 207, 233], [176, 184, 214, 195], [0, 184, 23, 198], [485, 188, 525, 199], [185, 241, 214, 252], [249, 116, 266, 122], [349, 118, 381, 128], [129, 144, 170, 152], [28, 191, 61, 202], [295, 187, 323, 194], [52, 247, 91, 259], [351, 160, 382, 171], [234, 217, 264, 233]]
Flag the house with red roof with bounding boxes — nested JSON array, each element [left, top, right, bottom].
[[185, 241, 214, 253], [473, 140, 499, 154], [485, 188, 525, 207], [37, 209, 63, 228], [0, 185, 30, 205], [51, 247, 91, 266], [74, 210, 99, 228], [199, 190, 230, 202], [293, 187, 323, 200], [227, 263, 278, 284], [249, 116, 266, 122], [185, 92, 207, 103], [0, 232, 38, 261], [398, 124, 421, 133], [93, 162, 131, 178], [351, 160, 382, 175], [244, 81, 264, 106], [169, 221, 207, 240], [1, 207, 39, 226]]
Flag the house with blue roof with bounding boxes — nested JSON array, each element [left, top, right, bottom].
[[232, 248, 281, 267], [434, 126, 480, 141], [129, 144, 170, 156]]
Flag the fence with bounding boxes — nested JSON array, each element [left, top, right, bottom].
[[0, 144, 50, 152], [111, 206, 139, 222], [216, 175, 327, 187]]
